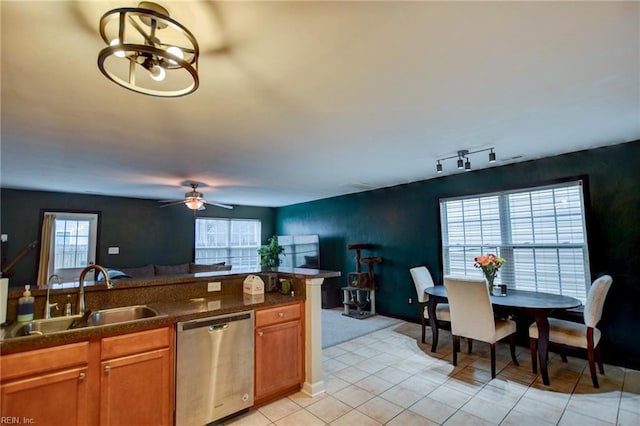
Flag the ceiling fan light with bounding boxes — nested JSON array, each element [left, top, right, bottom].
[[185, 198, 203, 210]]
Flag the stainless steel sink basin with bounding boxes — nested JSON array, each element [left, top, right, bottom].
[[8, 315, 82, 337], [87, 305, 161, 326], [5, 305, 162, 339]]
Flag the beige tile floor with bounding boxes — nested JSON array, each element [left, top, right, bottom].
[[226, 320, 640, 426]]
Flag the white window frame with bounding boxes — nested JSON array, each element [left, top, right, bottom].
[[194, 218, 262, 267], [46, 212, 99, 283], [439, 179, 591, 303]]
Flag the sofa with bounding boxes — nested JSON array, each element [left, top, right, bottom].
[[100, 262, 232, 280]]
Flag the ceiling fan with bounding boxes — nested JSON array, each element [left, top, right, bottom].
[[158, 183, 233, 210]]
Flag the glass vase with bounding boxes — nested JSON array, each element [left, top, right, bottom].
[[486, 277, 495, 295]]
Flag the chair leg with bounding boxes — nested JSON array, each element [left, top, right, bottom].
[[560, 349, 568, 363], [595, 343, 605, 374], [421, 313, 426, 344], [467, 338, 473, 354], [453, 335, 460, 367], [587, 328, 599, 388], [530, 337, 538, 374], [509, 334, 519, 366], [490, 343, 496, 379]]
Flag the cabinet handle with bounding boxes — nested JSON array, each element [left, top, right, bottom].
[[258, 331, 263, 337], [278, 312, 284, 318], [104, 365, 111, 373], [78, 372, 86, 380]]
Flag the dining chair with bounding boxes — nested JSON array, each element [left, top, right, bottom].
[[409, 266, 451, 345], [444, 275, 518, 379], [529, 274, 613, 388]]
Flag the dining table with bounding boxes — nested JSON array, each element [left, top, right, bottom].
[[424, 285, 582, 386]]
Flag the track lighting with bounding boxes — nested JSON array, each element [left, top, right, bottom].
[[436, 147, 497, 174]]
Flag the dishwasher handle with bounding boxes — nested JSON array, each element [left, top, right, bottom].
[[180, 312, 252, 331], [209, 323, 229, 332]]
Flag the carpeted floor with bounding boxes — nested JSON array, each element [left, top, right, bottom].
[[321, 308, 403, 348]]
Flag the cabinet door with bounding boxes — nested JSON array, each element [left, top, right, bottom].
[[100, 348, 171, 426], [255, 319, 303, 399], [1, 366, 88, 426]]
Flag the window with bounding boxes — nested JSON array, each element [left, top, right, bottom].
[[440, 180, 591, 303], [42, 212, 99, 283], [195, 218, 261, 267]]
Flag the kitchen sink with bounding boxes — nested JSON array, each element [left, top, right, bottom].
[[88, 305, 161, 326], [8, 315, 82, 337], [5, 305, 163, 338]]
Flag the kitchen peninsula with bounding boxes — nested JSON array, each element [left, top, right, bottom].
[[0, 267, 340, 425]]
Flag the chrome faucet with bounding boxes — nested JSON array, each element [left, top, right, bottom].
[[44, 274, 62, 319], [77, 264, 112, 315]]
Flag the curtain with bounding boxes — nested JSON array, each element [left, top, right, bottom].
[[36, 213, 56, 287]]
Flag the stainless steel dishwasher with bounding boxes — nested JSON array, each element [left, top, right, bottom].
[[175, 311, 254, 426]]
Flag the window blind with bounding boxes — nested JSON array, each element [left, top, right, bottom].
[[195, 218, 261, 267], [440, 180, 590, 302]]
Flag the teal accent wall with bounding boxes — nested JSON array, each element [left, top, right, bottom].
[[276, 140, 640, 368], [0, 190, 275, 287]]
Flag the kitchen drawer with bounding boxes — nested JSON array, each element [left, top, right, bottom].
[[255, 302, 301, 328], [101, 327, 171, 360], [1, 341, 89, 381]]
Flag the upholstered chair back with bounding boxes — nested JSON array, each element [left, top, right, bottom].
[[584, 275, 613, 328], [444, 276, 496, 343], [410, 266, 436, 303]]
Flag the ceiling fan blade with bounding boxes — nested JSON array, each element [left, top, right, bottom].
[[197, 204, 206, 211], [158, 200, 185, 208], [203, 200, 233, 210]]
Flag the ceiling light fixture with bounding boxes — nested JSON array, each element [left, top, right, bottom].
[[184, 197, 204, 210], [436, 147, 497, 174], [97, 2, 199, 97]]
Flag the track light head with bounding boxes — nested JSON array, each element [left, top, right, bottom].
[[489, 149, 496, 163], [457, 157, 464, 169], [464, 158, 471, 171], [436, 161, 443, 173]]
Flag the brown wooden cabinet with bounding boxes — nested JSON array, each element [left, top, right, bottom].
[[0, 326, 174, 426], [0, 342, 90, 425], [254, 301, 304, 405], [99, 327, 174, 426]]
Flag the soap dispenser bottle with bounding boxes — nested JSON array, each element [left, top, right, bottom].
[[65, 295, 72, 316], [17, 284, 35, 322]]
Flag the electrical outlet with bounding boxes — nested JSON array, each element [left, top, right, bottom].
[[408, 297, 413, 304], [208, 282, 221, 292]]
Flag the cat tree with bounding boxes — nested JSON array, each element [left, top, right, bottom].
[[342, 243, 382, 319]]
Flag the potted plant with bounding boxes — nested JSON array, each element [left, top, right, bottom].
[[257, 235, 284, 267]]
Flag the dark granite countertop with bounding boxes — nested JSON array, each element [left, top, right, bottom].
[[1, 266, 340, 354], [0, 291, 304, 354], [5, 266, 341, 295]]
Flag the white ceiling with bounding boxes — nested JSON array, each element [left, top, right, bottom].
[[1, 1, 639, 208]]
